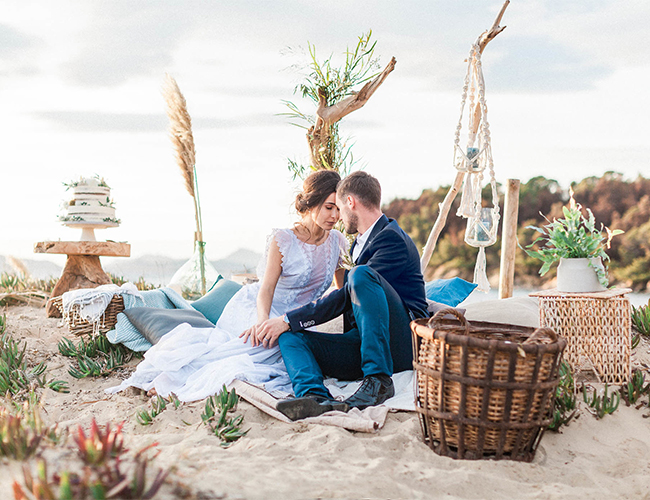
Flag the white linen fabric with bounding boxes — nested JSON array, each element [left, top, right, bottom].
[[62, 283, 142, 336], [107, 228, 348, 401]]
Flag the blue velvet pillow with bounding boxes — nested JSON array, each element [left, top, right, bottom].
[[191, 278, 242, 324], [124, 307, 214, 345], [425, 277, 477, 307]]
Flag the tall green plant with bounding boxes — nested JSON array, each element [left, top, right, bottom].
[[282, 31, 381, 178]]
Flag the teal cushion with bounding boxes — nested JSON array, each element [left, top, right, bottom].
[[425, 277, 477, 307], [191, 278, 242, 324], [124, 307, 214, 345]]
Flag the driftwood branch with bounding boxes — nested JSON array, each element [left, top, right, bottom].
[[317, 57, 397, 125], [477, 0, 509, 54], [420, 1, 509, 274], [307, 57, 397, 169]]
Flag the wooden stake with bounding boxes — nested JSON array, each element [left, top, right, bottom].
[[498, 179, 520, 299], [420, 0, 510, 274]]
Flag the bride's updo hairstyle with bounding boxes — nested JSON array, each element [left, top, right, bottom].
[[295, 169, 341, 216]]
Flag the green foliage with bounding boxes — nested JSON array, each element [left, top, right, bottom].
[[0, 272, 58, 296], [136, 394, 180, 426], [201, 385, 248, 447], [108, 273, 159, 291], [0, 391, 62, 460], [523, 191, 623, 286], [582, 383, 620, 419], [548, 361, 578, 432], [620, 370, 649, 406], [58, 334, 142, 379], [73, 418, 125, 465], [0, 317, 69, 395], [13, 418, 169, 499], [632, 300, 650, 337], [13, 437, 169, 500], [282, 31, 380, 177]]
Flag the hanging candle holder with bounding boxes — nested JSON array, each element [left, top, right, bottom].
[[465, 206, 498, 247], [452, 42, 501, 292]]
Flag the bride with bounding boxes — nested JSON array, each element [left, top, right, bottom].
[[107, 170, 347, 401]]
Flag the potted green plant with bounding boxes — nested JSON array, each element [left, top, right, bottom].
[[524, 190, 624, 292]]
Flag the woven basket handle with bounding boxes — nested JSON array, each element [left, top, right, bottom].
[[427, 308, 470, 335], [523, 327, 557, 344]]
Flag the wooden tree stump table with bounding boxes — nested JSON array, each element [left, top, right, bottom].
[[34, 241, 130, 318]]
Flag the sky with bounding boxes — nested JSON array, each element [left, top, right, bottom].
[[0, 0, 648, 269]]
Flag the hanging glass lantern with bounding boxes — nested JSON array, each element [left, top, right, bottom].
[[465, 206, 499, 247]]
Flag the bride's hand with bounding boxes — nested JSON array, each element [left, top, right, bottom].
[[239, 323, 260, 345]]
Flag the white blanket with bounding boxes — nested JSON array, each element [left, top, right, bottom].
[[61, 283, 142, 335]]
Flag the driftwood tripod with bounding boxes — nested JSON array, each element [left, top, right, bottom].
[[420, 1, 520, 298]]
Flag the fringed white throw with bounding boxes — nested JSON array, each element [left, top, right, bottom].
[[61, 283, 142, 336]]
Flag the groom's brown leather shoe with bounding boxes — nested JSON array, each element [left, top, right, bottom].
[[276, 394, 349, 421]]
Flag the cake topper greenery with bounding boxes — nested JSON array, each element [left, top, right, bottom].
[[523, 189, 624, 287], [162, 74, 207, 295], [62, 174, 110, 190]]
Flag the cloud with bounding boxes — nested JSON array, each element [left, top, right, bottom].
[[0, 23, 42, 80], [33, 110, 285, 132], [61, 2, 195, 86], [484, 35, 612, 92], [0, 23, 40, 57]]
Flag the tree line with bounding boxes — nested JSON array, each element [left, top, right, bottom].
[[383, 172, 650, 291]]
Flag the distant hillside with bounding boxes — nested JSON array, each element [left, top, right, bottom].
[[0, 249, 262, 287]]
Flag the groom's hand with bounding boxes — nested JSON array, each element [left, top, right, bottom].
[[253, 317, 290, 348]]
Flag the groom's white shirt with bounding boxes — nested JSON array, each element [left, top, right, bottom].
[[351, 215, 382, 263]]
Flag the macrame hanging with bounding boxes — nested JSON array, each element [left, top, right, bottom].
[[453, 43, 500, 292]]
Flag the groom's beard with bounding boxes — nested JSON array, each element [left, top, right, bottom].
[[343, 211, 358, 234]]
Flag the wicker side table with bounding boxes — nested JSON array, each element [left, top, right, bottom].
[[529, 288, 632, 384]]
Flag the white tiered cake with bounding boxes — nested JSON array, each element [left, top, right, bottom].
[[59, 176, 120, 240]]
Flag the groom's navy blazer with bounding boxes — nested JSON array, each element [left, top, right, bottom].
[[285, 214, 429, 332]]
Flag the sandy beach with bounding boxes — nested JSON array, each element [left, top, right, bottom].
[[1, 304, 649, 500]]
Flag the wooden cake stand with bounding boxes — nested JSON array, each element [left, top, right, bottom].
[[34, 239, 130, 318]]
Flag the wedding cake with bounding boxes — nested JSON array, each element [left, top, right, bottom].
[[59, 176, 120, 225]]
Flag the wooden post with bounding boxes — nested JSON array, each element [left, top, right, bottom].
[[498, 179, 520, 299]]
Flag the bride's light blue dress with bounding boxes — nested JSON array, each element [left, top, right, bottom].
[[107, 229, 348, 401]]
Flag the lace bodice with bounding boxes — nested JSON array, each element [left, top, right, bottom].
[[257, 228, 348, 315]]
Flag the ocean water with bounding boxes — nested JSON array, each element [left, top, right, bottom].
[[460, 287, 650, 308]]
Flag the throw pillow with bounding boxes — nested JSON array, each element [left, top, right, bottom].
[[425, 277, 477, 307], [124, 307, 214, 345], [191, 278, 242, 324]]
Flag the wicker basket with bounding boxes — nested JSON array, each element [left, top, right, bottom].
[[411, 309, 566, 462], [49, 294, 125, 336]]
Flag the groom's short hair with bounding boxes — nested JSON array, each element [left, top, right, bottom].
[[337, 171, 381, 209]]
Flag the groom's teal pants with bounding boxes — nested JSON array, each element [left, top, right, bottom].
[[278, 265, 412, 398]]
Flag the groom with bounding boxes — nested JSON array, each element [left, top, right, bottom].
[[256, 171, 428, 420]]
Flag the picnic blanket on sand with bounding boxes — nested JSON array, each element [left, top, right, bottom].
[[231, 370, 416, 433]]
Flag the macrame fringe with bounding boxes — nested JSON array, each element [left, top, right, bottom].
[[473, 246, 491, 293], [457, 173, 476, 218]]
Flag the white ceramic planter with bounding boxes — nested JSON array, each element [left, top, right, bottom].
[[556, 257, 606, 293]]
